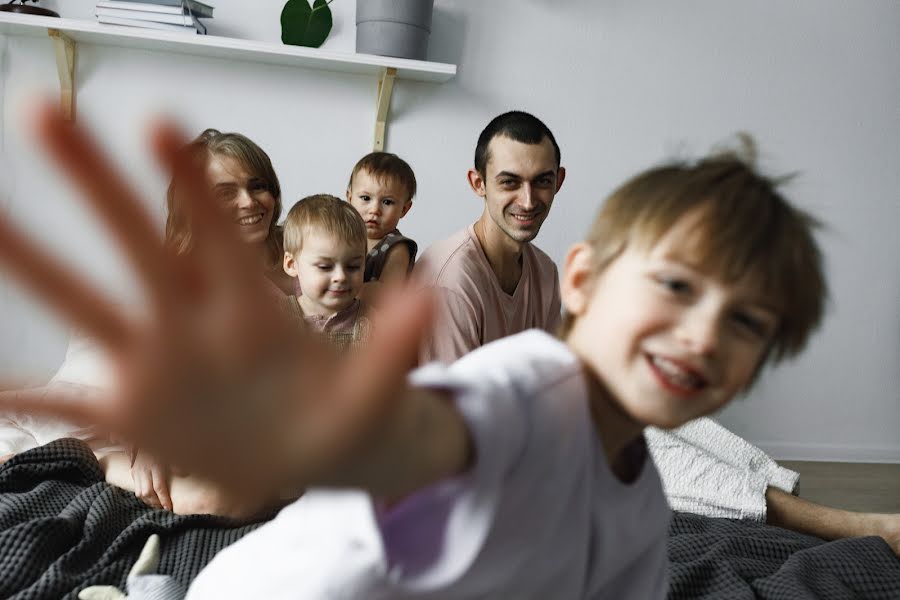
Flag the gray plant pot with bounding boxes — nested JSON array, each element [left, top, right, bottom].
[[356, 0, 435, 61]]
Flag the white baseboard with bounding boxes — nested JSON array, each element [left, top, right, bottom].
[[757, 441, 900, 463]]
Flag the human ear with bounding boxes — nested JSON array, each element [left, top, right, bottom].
[[400, 200, 412, 218], [560, 242, 594, 317], [345, 187, 352, 202], [283, 252, 299, 278], [555, 167, 567, 193], [467, 168, 486, 197]]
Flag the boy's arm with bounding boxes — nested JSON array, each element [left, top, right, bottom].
[[322, 385, 472, 502]]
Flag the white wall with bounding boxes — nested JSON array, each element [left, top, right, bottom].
[[1, 0, 898, 461]]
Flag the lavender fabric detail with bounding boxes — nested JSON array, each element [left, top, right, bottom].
[[376, 477, 467, 577]]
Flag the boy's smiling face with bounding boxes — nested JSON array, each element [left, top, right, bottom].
[[284, 229, 365, 317], [562, 213, 779, 432]]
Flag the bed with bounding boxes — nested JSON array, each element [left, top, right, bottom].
[[668, 512, 900, 599], [0, 438, 263, 599], [2, 438, 899, 599]]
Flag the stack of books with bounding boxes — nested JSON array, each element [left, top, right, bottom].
[[95, 0, 214, 35]]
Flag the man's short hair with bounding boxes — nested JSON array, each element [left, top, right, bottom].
[[474, 111, 561, 177], [283, 194, 367, 257], [348, 152, 417, 202]]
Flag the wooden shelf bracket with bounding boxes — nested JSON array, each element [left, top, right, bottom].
[[373, 67, 396, 151], [47, 28, 76, 121]]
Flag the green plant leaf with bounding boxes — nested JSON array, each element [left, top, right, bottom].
[[281, 0, 333, 48]]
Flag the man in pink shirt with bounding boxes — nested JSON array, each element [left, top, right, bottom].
[[417, 111, 566, 364]]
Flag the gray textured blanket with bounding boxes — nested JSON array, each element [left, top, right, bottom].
[[0, 438, 263, 600], [4, 439, 900, 599], [669, 511, 900, 599]]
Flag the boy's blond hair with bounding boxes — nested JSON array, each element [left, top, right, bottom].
[[560, 139, 827, 366], [283, 194, 367, 256], [348, 152, 417, 203]]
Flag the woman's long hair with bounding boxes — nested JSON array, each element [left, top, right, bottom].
[[164, 128, 284, 269]]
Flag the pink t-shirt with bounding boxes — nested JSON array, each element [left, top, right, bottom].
[[415, 225, 561, 364]]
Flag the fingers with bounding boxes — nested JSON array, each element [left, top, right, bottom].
[[131, 455, 172, 510], [0, 216, 133, 353], [152, 463, 173, 511], [150, 120, 280, 368], [149, 121, 259, 295], [306, 286, 434, 479], [0, 386, 109, 430], [132, 467, 150, 505], [350, 286, 433, 398], [132, 465, 161, 509], [31, 101, 172, 311]]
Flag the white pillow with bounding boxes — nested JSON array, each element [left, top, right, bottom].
[[48, 331, 113, 389], [0, 333, 113, 454]]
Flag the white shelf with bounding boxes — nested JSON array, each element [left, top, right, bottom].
[[0, 10, 456, 148], [0, 12, 456, 82]]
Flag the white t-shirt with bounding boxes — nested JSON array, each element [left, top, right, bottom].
[[187, 330, 671, 600]]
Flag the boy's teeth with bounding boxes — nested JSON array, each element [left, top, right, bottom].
[[652, 356, 702, 389]]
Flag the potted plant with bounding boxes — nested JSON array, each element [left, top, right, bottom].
[[356, 0, 434, 61], [281, 0, 334, 48]]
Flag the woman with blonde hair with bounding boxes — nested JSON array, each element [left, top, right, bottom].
[[165, 128, 294, 296]]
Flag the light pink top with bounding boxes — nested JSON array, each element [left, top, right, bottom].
[[415, 225, 561, 364]]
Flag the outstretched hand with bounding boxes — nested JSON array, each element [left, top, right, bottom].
[[0, 102, 434, 498]]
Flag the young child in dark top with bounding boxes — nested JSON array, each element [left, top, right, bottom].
[[346, 152, 418, 303]]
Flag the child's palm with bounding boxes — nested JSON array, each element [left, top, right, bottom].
[[0, 103, 429, 496]]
